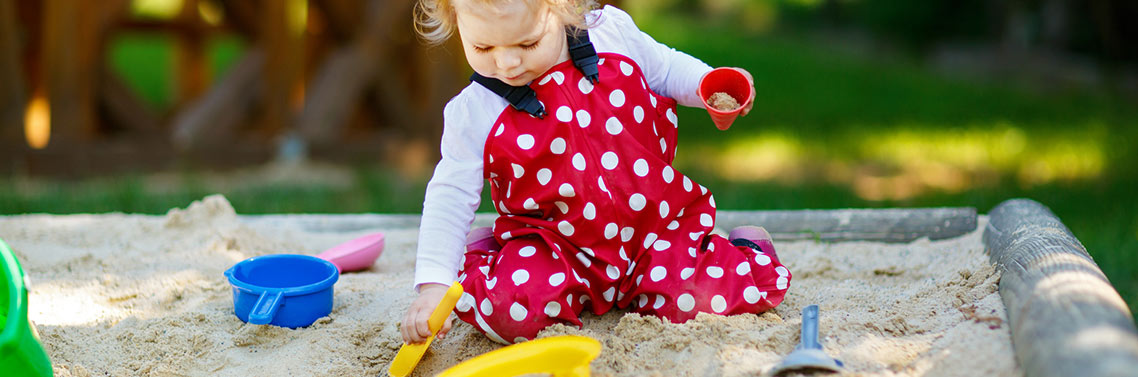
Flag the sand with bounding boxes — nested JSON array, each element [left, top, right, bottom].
[[708, 92, 740, 111], [0, 195, 1020, 377]]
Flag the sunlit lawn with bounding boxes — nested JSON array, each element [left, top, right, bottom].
[[3, 12, 1136, 321]]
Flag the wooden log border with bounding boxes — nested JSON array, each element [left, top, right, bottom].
[[984, 198, 1138, 377]]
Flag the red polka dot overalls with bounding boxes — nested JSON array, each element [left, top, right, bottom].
[[453, 53, 791, 344]]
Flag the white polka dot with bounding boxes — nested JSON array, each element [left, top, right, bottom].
[[666, 108, 677, 125], [650, 94, 657, 107], [556, 106, 572, 122], [700, 213, 714, 227], [619, 247, 629, 261], [621, 227, 635, 242], [663, 166, 675, 183], [711, 295, 727, 313], [700, 185, 708, 195], [558, 221, 575, 236], [517, 134, 535, 150], [683, 176, 692, 191], [643, 233, 658, 249], [629, 193, 646, 211], [654, 295, 666, 309], [660, 138, 668, 154], [776, 266, 789, 277], [495, 124, 505, 136], [575, 252, 591, 268], [581, 247, 595, 257], [659, 201, 670, 218], [480, 298, 494, 315], [706, 266, 724, 278], [518, 246, 536, 257], [486, 276, 497, 289], [681, 267, 695, 280], [546, 71, 564, 85], [512, 164, 524, 178], [606, 264, 620, 280], [754, 253, 771, 266], [633, 159, 649, 176], [689, 232, 702, 241], [523, 198, 538, 210], [650, 266, 667, 282], [667, 221, 680, 230], [637, 294, 649, 308], [559, 183, 576, 197], [633, 106, 644, 123], [743, 286, 761, 304], [575, 109, 592, 128], [598, 176, 609, 193], [535, 169, 552, 185], [551, 138, 566, 154], [604, 223, 618, 239], [512, 269, 530, 286], [627, 261, 636, 276], [619, 61, 633, 76], [605, 117, 623, 135], [456, 292, 475, 312], [583, 202, 596, 220], [545, 301, 562, 317], [636, 275, 643, 285], [572, 153, 586, 171], [609, 89, 626, 107], [600, 151, 619, 170], [549, 272, 566, 286], [653, 240, 671, 251], [554, 201, 569, 214], [777, 277, 788, 291], [603, 287, 616, 302], [578, 76, 594, 94], [709, 195, 716, 208], [688, 247, 697, 258], [736, 262, 751, 275], [510, 302, 528, 321], [677, 293, 695, 312]]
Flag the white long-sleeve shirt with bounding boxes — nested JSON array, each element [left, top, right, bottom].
[[414, 5, 713, 288]]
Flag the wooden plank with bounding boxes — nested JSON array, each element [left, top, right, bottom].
[[175, 0, 209, 101], [171, 49, 264, 149], [983, 198, 1138, 377], [238, 207, 978, 243], [259, 0, 304, 137], [99, 67, 159, 134], [42, 0, 98, 144], [297, 0, 415, 146], [0, 0, 25, 142]]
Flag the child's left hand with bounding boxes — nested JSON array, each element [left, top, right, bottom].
[[728, 67, 755, 116]]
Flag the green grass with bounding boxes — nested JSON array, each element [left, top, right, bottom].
[[8, 14, 1138, 322]]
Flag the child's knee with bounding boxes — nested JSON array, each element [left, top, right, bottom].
[[458, 294, 565, 344]]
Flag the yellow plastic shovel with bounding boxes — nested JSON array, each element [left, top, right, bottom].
[[388, 281, 463, 377], [436, 335, 601, 377]]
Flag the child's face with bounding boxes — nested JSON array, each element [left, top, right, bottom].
[[454, 0, 570, 87]]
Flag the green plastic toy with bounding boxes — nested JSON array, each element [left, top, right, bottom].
[[1, 238, 52, 377]]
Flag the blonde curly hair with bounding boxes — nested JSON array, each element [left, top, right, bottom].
[[415, 0, 599, 45]]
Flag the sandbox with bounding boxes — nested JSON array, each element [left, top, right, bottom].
[[0, 195, 1131, 376]]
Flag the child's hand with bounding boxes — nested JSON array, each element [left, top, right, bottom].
[[728, 67, 755, 116], [400, 283, 453, 344]]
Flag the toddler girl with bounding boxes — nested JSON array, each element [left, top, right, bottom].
[[401, 0, 791, 345]]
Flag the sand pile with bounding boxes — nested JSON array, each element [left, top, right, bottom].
[[0, 195, 1019, 376]]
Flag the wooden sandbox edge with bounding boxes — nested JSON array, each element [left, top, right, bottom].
[[984, 198, 1138, 377]]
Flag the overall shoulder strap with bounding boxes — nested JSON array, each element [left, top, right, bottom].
[[469, 28, 600, 119]]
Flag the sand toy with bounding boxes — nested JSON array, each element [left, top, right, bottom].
[[769, 305, 843, 376], [437, 335, 602, 377], [389, 281, 464, 377], [697, 67, 755, 130], [315, 232, 385, 273], [225, 254, 340, 328], [1, 238, 53, 377]]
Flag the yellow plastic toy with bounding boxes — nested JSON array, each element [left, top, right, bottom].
[[388, 281, 463, 377], [436, 335, 602, 377]]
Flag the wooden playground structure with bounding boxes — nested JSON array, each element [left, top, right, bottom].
[[0, 0, 468, 175]]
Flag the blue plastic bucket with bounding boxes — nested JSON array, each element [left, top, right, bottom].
[[224, 254, 339, 328]]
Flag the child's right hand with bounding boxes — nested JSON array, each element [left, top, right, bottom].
[[400, 283, 453, 344]]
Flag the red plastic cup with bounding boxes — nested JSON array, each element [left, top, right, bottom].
[[698, 67, 755, 130]]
